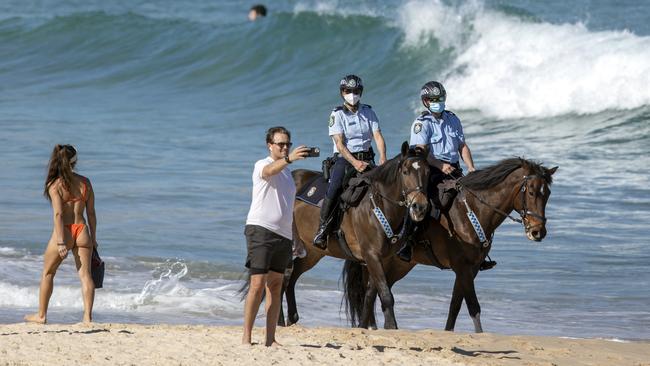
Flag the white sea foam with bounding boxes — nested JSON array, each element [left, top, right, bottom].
[[293, 0, 380, 18], [397, 0, 650, 118], [397, 0, 483, 50], [0, 247, 21, 255]]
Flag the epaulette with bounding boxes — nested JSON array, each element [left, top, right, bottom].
[[446, 110, 455, 116], [417, 111, 431, 121], [361, 103, 372, 109], [332, 106, 344, 112]]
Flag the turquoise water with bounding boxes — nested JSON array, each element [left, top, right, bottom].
[[0, 0, 649, 340]]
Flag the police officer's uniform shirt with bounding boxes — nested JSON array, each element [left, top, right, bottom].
[[410, 110, 465, 163], [328, 104, 380, 154]]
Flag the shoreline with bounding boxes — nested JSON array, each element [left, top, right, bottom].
[[1, 323, 648, 366]]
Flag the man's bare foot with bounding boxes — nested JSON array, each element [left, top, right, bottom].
[[24, 313, 46, 324]]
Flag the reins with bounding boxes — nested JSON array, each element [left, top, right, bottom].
[[457, 174, 548, 226]]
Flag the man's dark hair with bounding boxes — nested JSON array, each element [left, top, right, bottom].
[[250, 4, 267, 16], [266, 126, 290, 144]]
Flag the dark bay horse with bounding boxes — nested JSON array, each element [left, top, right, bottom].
[[343, 158, 557, 332], [283, 142, 430, 329]]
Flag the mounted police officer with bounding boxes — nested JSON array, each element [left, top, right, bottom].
[[396, 81, 478, 262], [313, 74, 387, 249]]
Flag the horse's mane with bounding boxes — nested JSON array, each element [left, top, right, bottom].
[[363, 147, 426, 185], [459, 158, 553, 190]]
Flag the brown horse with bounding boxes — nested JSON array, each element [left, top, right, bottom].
[[282, 142, 431, 329], [342, 158, 557, 332]]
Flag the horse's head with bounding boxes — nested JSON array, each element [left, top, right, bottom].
[[516, 165, 558, 241], [398, 141, 430, 222]]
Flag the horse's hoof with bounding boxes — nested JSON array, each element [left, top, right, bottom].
[[384, 324, 398, 330], [288, 314, 299, 325]]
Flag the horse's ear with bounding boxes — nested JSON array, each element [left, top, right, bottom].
[[422, 144, 430, 156], [547, 166, 558, 176], [401, 141, 409, 157]]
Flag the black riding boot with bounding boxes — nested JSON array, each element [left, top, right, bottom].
[[396, 216, 417, 262], [480, 256, 497, 271], [313, 198, 336, 249]]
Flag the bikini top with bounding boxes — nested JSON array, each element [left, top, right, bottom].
[[64, 180, 88, 204]]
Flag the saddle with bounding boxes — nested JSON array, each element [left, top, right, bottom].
[[339, 176, 371, 208], [296, 167, 371, 209], [435, 179, 459, 212]]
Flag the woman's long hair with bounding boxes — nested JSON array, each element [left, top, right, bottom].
[[44, 144, 77, 201]]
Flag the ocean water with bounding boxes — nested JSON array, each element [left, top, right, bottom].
[[1, 0, 649, 341]]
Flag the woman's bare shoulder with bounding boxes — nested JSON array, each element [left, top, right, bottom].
[[73, 173, 91, 184], [47, 179, 63, 198], [48, 178, 63, 190]]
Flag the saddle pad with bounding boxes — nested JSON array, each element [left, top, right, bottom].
[[296, 175, 328, 207]]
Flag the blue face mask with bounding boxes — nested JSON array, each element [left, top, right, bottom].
[[428, 102, 445, 114]]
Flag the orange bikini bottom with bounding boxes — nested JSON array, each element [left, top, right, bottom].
[[65, 223, 86, 241]]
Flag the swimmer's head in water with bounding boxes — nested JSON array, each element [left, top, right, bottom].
[[249, 4, 267, 21]]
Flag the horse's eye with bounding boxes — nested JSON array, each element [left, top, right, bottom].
[[402, 169, 408, 175]]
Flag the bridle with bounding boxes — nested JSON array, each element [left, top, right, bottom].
[[371, 156, 428, 208], [458, 174, 548, 230]]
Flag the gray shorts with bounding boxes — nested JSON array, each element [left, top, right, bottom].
[[244, 225, 292, 275]]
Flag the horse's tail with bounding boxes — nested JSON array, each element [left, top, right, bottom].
[[341, 259, 365, 327], [238, 270, 251, 301]]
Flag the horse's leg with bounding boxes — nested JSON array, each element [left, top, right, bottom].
[[445, 276, 464, 331], [361, 257, 414, 330], [464, 267, 483, 333], [359, 267, 378, 329], [364, 255, 398, 330], [445, 267, 482, 333], [277, 264, 293, 327], [285, 252, 324, 326], [360, 284, 378, 329]]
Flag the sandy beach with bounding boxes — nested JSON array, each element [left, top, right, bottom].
[[1, 323, 648, 366]]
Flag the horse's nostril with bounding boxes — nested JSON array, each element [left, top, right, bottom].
[[532, 230, 540, 238]]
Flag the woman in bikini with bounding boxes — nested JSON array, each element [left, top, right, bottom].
[[25, 144, 98, 324]]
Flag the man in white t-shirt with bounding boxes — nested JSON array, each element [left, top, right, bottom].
[[242, 126, 309, 347]]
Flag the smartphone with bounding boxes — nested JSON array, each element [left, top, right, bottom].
[[306, 147, 320, 157]]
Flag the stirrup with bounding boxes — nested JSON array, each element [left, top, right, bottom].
[[313, 227, 328, 250], [396, 243, 412, 262]]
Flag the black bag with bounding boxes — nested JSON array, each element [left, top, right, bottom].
[[322, 156, 335, 181], [91, 247, 105, 289], [340, 176, 370, 208]]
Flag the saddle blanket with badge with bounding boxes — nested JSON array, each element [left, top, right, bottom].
[[296, 175, 329, 207], [296, 174, 371, 208]]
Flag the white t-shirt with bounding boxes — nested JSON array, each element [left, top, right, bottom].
[[245, 156, 296, 240]]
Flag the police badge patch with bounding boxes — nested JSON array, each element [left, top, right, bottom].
[[413, 122, 422, 134], [328, 115, 335, 127]]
